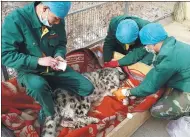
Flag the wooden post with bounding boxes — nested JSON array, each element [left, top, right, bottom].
[[186, 2, 190, 20], [124, 2, 129, 15]]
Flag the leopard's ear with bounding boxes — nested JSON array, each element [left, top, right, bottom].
[[116, 67, 126, 80]]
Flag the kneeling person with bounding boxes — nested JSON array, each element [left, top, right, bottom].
[[103, 15, 154, 68], [122, 23, 190, 120]]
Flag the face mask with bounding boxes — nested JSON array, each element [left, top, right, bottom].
[[39, 10, 52, 27], [145, 46, 156, 54]]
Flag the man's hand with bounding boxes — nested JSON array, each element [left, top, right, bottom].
[[113, 87, 131, 101], [104, 60, 119, 68], [53, 56, 67, 71], [113, 88, 137, 106], [55, 56, 66, 62], [38, 57, 59, 68]]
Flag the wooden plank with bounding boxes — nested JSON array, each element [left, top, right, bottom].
[[186, 2, 190, 20], [107, 111, 151, 137]]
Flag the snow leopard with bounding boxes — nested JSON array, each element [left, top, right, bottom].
[[41, 67, 126, 137]]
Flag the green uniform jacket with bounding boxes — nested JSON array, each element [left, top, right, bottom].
[[2, 2, 67, 76], [103, 15, 154, 66], [131, 37, 190, 96]]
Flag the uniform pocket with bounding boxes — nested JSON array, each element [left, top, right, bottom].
[[49, 37, 59, 47], [26, 41, 42, 57]]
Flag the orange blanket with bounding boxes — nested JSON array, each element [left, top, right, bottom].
[[1, 78, 41, 137]]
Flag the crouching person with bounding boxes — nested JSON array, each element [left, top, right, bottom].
[[103, 15, 154, 68], [2, 2, 94, 124], [121, 23, 190, 120]]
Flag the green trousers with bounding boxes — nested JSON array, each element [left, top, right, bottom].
[[18, 66, 94, 116], [150, 89, 190, 120]]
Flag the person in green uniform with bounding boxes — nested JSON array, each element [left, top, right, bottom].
[[122, 23, 190, 119], [103, 15, 154, 68], [2, 2, 94, 123]]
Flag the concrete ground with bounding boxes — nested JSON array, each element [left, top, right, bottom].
[[158, 17, 190, 44], [131, 19, 190, 137], [164, 20, 190, 44], [131, 117, 170, 137]]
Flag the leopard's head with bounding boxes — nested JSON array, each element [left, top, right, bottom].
[[99, 67, 126, 82], [115, 67, 126, 80]]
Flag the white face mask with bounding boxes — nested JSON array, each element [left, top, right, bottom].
[[145, 46, 156, 54], [39, 10, 52, 27]]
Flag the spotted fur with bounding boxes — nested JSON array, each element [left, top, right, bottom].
[[41, 67, 126, 137]]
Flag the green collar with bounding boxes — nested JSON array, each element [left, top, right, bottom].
[[159, 36, 176, 55], [161, 36, 175, 49]]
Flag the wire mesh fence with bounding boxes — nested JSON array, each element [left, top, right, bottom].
[[65, 2, 125, 52]]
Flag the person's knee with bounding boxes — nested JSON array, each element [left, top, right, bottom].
[[86, 82, 94, 95], [26, 79, 50, 98], [150, 107, 161, 118], [27, 76, 49, 91], [150, 103, 169, 119], [80, 81, 94, 96], [150, 106, 177, 120]]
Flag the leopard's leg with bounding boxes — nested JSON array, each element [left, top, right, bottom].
[[73, 116, 100, 128], [41, 114, 61, 137]]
